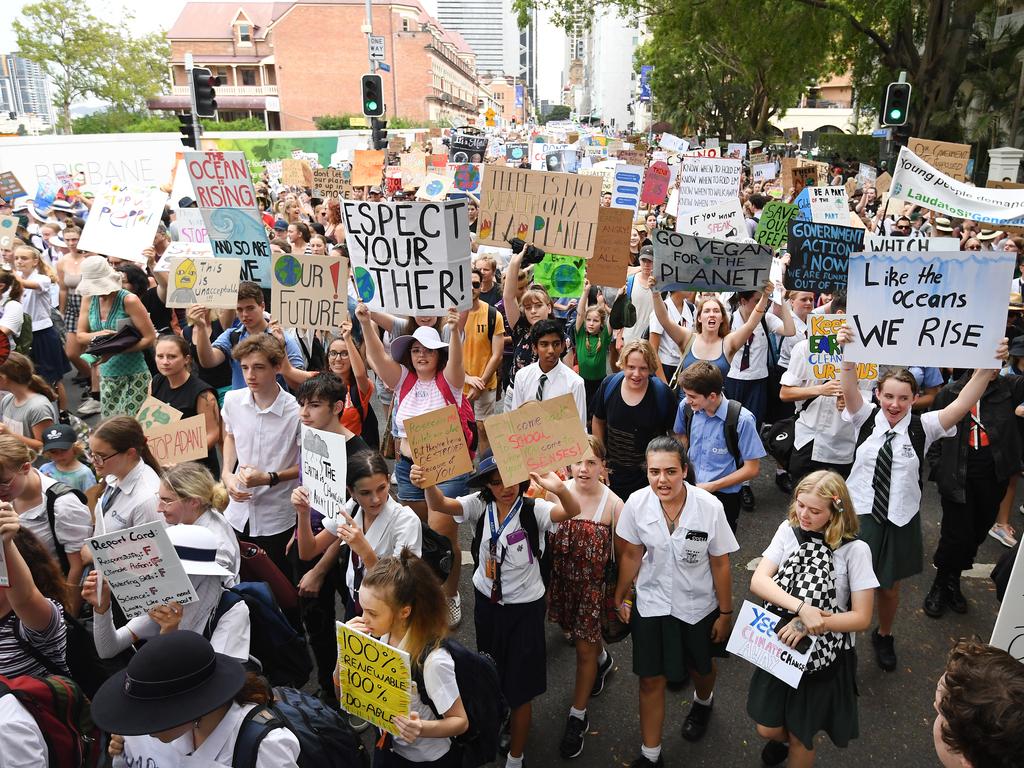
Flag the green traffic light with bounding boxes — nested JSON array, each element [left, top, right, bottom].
[[366, 101, 378, 111], [890, 108, 902, 119]]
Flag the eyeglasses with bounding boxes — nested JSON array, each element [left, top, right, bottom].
[[966, 245, 982, 251], [472, 283, 482, 289], [0, 473, 20, 490], [327, 350, 348, 359], [92, 449, 124, 465], [894, 225, 910, 231]]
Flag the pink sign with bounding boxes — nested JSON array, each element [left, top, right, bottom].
[[641, 161, 670, 206]]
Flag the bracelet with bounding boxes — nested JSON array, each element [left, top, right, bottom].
[[624, 599, 633, 607], [795, 600, 805, 615], [268, 471, 280, 487]]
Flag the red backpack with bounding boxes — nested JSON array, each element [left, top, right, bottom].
[[398, 371, 479, 458], [0, 674, 102, 767]]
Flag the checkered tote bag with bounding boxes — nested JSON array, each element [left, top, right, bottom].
[[771, 528, 846, 674]]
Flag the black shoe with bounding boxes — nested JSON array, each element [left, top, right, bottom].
[[761, 739, 789, 766], [681, 700, 712, 741], [923, 578, 948, 618], [946, 578, 968, 614], [559, 714, 589, 759], [629, 757, 663, 768], [740, 485, 756, 511], [774, 472, 793, 494], [872, 628, 897, 672], [590, 651, 614, 697]]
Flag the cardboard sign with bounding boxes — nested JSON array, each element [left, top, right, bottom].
[[404, 405, 473, 486], [676, 198, 746, 240], [844, 249, 1015, 369], [145, 414, 209, 464], [400, 151, 427, 189], [300, 425, 347, 522], [874, 172, 892, 195], [991, 545, 1024, 658], [88, 522, 199, 619], [726, 600, 816, 689], [806, 314, 878, 382], [534, 253, 586, 298], [312, 167, 346, 198], [165, 256, 241, 309], [677, 157, 742, 215], [616, 149, 646, 166], [78, 185, 168, 259], [640, 161, 671, 206], [0, 171, 26, 202], [271, 253, 350, 331], [416, 173, 454, 202], [587, 206, 633, 288], [611, 163, 643, 212], [281, 158, 313, 187], [807, 187, 849, 224], [0, 214, 18, 249], [785, 221, 865, 292], [336, 622, 411, 737], [863, 234, 960, 253], [578, 165, 615, 194], [352, 150, 386, 188], [184, 152, 257, 209], [342, 200, 471, 315], [447, 163, 484, 195], [908, 137, 971, 181], [200, 207, 272, 288], [653, 231, 772, 292], [136, 396, 182, 430], [889, 146, 1024, 228], [478, 166, 601, 258], [483, 394, 590, 485]]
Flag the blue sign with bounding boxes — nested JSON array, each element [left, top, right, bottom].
[[377, 62, 391, 72], [871, 128, 892, 139], [514, 85, 524, 108], [639, 65, 653, 102]]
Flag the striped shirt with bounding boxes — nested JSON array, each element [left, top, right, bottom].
[[0, 600, 68, 677]]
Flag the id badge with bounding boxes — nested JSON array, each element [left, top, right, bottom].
[[507, 529, 533, 563], [485, 556, 497, 580]]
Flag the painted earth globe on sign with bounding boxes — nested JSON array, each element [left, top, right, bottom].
[[274, 255, 302, 286], [353, 267, 376, 302]]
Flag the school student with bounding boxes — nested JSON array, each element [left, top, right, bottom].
[[614, 437, 738, 767], [88, 415, 163, 535], [837, 325, 1006, 671], [509, 318, 587, 422], [411, 453, 581, 768]]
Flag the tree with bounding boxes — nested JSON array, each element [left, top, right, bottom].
[[15, 124, 27, 136], [541, 104, 572, 123]]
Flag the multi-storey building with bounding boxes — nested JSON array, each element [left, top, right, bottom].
[[0, 54, 55, 127]]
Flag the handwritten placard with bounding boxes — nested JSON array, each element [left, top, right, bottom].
[[0, 215, 19, 249], [676, 198, 746, 240], [200, 207, 272, 288], [405, 405, 473, 486], [640, 161, 671, 206], [677, 157, 742, 215], [271, 253, 350, 331], [0, 171, 26, 202], [587, 206, 633, 288], [165, 256, 241, 308], [88, 521, 198, 619], [337, 622, 411, 737], [653, 231, 772, 292], [754, 202, 801, 250], [145, 414, 209, 465], [726, 600, 816, 689], [352, 150, 386, 188], [78, 185, 168, 259], [908, 137, 971, 181], [806, 314, 877, 382], [281, 158, 313, 187], [784, 221, 865, 292], [415, 173, 454, 202], [483, 394, 589, 485], [136, 396, 182, 430], [312, 167, 346, 198], [184, 151, 257, 209], [300, 425, 347, 521]]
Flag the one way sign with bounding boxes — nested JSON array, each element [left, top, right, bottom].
[[369, 35, 385, 60]]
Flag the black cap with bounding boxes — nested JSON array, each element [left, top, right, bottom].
[[41, 423, 76, 451], [639, 244, 655, 261]]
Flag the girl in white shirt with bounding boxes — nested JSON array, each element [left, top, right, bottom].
[[0, 269, 25, 348], [350, 550, 469, 767], [88, 415, 163, 536], [12, 245, 69, 400]]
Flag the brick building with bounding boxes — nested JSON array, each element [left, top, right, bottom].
[[479, 74, 530, 126], [149, 0, 482, 129]]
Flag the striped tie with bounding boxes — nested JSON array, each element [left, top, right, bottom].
[[536, 373, 548, 402], [871, 431, 896, 525]]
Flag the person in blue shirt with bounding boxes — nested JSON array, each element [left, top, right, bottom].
[[909, 366, 944, 411], [674, 361, 766, 533]]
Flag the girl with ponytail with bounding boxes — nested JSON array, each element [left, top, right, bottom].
[[0, 351, 59, 451], [88, 415, 162, 535]]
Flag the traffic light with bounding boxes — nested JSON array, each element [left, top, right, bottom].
[[372, 118, 388, 150], [361, 74, 384, 117], [191, 67, 221, 118], [881, 82, 911, 127], [178, 113, 197, 149]]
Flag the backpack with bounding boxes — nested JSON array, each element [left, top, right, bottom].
[[2, 298, 33, 356], [398, 371, 479, 458], [412, 639, 509, 768], [681, 398, 744, 471], [470, 497, 541, 570], [855, 405, 926, 483], [232, 686, 369, 768], [599, 371, 677, 423], [0, 674, 101, 768], [43, 481, 88, 576], [207, 582, 313, 688]]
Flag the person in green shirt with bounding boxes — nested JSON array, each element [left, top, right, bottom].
[[576, 280, 613, 424]]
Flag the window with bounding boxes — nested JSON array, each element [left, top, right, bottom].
[[402, 18, 410, 32], [238, 24, 252, 44], [241, 68, 257, 86]]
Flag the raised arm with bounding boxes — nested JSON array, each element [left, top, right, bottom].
[[836, 322, 865, 415], [444, 308, 466, 392], [724, 281, 773, 358], [575, 281, 590, 333], [937, 353, 1006, 432], [503, 250, 524, 327], [355, 302, 402, 390], [187, 305, 227, 369], [342, 321, 372, 398], [771, 290, 796, 337], [0, 507, 56, 631], [410, 465, 465, 516], [649, 277, 690, 348]]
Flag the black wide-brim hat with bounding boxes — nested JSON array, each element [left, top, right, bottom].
[[467, 450, 501, 488], [90, 631, 247, 736]]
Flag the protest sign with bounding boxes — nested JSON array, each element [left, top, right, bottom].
[[844, 249, 1015, 369], [534, 253, 586, 298], [272, 253, 350, 330], [342, 200, 471, 315], [400, 151, 427, 189], [158, 241, 213, 271], [874, 172, 892, 195], [88, 521, 199, 619], [754, 202, 800, 250], [587, 206, 633, 288], [281, 158, 313, 187], [447, 163, 484, 195], [806, 314, 878, 382], [387, 137, 406, 153], [145, 414, 208, 464], [726, 143, 747, 159], [785, 221, 865, 292], [616, 149, 646, 166], [200, 207, 272, 288], [336, 622, 411, 737], [484, 394, 590, 485], [0, 171, 26, 202], [676, 198, 746, 240], [184, 151, 257, 209], [78, 186, 168, 259], [448, 130, 488, 163], [863, 233, 960, 252], [477, 166, 601, 258], [753, 162, 777, 183], [991, 546, 1024, 659], [658, 133, 688, 153], [300, 425, 347, 522], [611, 164, 643, 212], [415, 173, 454, 202], [807, 187, 850, 224], [165, 255, 241, 309], [790, 165, 818, 197], [175, 207, 208, 244], [889, 146, 1024, 228], [578, 164, 615, 193], [908, 137, 971, 180], [312, 167, 346, 197], [544, 148, 579, 174], [352, 150, 385, 187], [726, 601, 816, 689], [505, 143, 528, 163], [653, 231, 772, 292], [857, 163, 877, 188], [405, 405, 473, 486], [0, 215, 18, 249], [677, 157, 742, 215], [680, 147, 719, 159], [136, 396, 182, 430], [640, 161, 671, 206]]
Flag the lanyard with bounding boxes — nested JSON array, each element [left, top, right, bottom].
[[487, 497, 524, 545]]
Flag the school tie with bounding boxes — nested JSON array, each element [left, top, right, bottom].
[[536, 373, 548, 401], [870, 431, 896, 525], [740, 340, 751, 371], [101, 485, 122, 513]]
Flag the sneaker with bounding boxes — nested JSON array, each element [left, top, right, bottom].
[[629, 757, 663, 768], [681, 700, 712, 741], [740, 485, 755, 511], [447, 593, 462, 629], [590, 651, 614, 697], [946, 579, 968, 614], [774, 472, 793, 495], [348, 714, 370, 732], [761, 739, 789, 766], [871, 628, 897, 672], [923, 577, 947, 618], [71, 375, 90, 386], [77, 399, 101, 417], [559, 713, 589, 759], [989, 524, 1018, 548]]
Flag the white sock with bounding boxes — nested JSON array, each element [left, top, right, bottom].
[[506, 753, 524, 768], [775, 468, 786, 476], [694, 690, 714, 706], [598, 648, 609, 665], [569, 706, 587, 721], [641, 743, 662, 762], [742, 480, 751, 487]]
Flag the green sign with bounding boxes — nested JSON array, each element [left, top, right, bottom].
[[533, 253, 586, 298]]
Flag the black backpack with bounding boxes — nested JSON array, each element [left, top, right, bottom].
[[681, 398, 744, 471], [469, 497, 553, 587], [42, 481, 88, 576]]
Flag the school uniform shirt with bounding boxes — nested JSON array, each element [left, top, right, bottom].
[[675, 397, 766, 493], [0, 694, 47, 768], [456, 493, 557, 605], [19, 271, 53, 331], [211, 324, 306, 391], [509, 360, 587, 422], [221, 384, 301, 537], [119, 701, 300, 768], [0, 296, 24, 344], [727, 310, 783, 380], [843, 402, 954, 527], [777, 313, 807, 369], [93, 460, 162, 535], [19, 471, 93, 561], [195, 509, 242, 586], [648, 298, 694, 368], [623, 278, 654, 344], [761, 522, 879, 647], [616, 485, 738, 624]]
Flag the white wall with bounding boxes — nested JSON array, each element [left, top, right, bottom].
[[588, 10, 639, 128]]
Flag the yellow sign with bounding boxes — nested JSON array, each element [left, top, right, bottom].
[[336, 622, 411, 736], [485, 107, 496, 127]]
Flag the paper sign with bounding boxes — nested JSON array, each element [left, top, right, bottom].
[[807, 187, 849, 224], [336, 622, 411, 737], [908, 137, 971, 181], [78, 185, 168, 259], [658, 133, 688, 153], [726, 600, 816, 689], [806, 314, 878, 382], [400, 151, 427, 189], [677, 157, 742, 215], [587, 207, 633, 288], [653, 231, 772, 292], [616, 150, 646, 166], [184, 152, 258, 209], [0, 171, 26, 202], [544, 148, 579, 174], [478, 166, 601, 258], [640, 161, 671, 206], [165, 256, 241, 308], [845, 249, 1015, 369], [405, 405, 473, 486], [505, 143, 529, 163], [342, 200, 471, 315], [416, 173, 454, 202], [785, 221, 865, 292], [272, 253, 350, 330], [676, 198, 746, 240], [352, 150, 385, 188], [145, 414, 209, 464], [991, 545, 1024, 658], [863, 234, 960, 253], [300, 425, 347, 521], [200, 207, 272, 288], [88, 521, 199, 619], [726, 143, 746, 159], [754, 202, 800, 250], [857, 164, 877, 187], [448, 131, 488, 163], [312, 167, 346, 197], [175, 207, 208, 244], [753, 162, 777, 183], [0, 215, 18, 249], [483, 394, 590, 485], [447, 163, 484, 195], [534, 253, 586, 298], [281, 159, 313, 187], [136, 396, 182, 430], [611, 164, 643, 212], [578, 165, 615, 194], [874, 172, 892, 195]]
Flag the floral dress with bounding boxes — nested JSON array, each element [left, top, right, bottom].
[[89, 290, 150, 418]]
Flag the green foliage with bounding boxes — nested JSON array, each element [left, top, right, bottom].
[[314, 114, 354, 130], [72, 109, 266, 134], [209, 118, 266, 132], [314, 114, 432, 130], [816, 134, 880, 164], [540, 105, 572, 124]]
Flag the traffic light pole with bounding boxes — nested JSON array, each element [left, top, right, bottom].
[[185, 52, 201, 149], [365, 0, 382, 144]]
